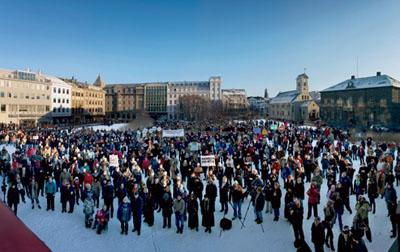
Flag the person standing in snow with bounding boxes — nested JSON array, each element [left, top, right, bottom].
[[173, 194, 185, 234], [161, 187, 173, 229], [311, 217, 325, 252], [252, 186, 265, 224], [93, 205, 109, 235], [83, 193, 95, 228], [187, 193, 199, 231], [7, 181, 19, 215], [131, 192, 143, 236], [45, 176, 56, 211], [201, 195, 215, 233], [117, 196, 131, 235], [28, 176, 41, 209]]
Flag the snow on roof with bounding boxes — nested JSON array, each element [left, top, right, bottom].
[[269, 90, 298, 104], [322, 74, 400, 92]]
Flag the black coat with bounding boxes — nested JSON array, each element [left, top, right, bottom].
[[205, 183, 217, 201], [311, 222, 325, 245], [219, 183, 230, 203], [337, 234, 351, 252], [201, 198, 214, 227], [187, 198, 199, 229], [160, 192, 173, 217], [271, 188, 282, 209], [253, 193, 265, 211], [7, 184, 19, 205]]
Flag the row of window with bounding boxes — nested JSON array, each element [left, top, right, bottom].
[[53, 107, 70, 113], [0, 104, 50, 113], [53, 87, 70, 94], [0, 92, 50, 100], [0, 80, 50, 90], [53, 98, 70, 104]]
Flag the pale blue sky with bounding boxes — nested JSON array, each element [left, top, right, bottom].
[[0, 0, 399, 96]]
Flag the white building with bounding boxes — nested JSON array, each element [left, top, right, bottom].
[[48, 76, 72, 121], [167, 76, 222, 119], [247, 96, 269, 115]]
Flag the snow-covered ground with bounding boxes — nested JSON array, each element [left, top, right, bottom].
[[1, 144, 398, 252]]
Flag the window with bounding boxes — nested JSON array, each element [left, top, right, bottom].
[[58, 88, 61, 93], [66, 89, 69, 94], [62, 89, 65, 94], [66, 99, 69, 104], [53, 87, 56, 93], [0, 92, 4, 97], [0, 105, 5, 112], [53, 108, 56, 112], [53, 98, 56, 103]]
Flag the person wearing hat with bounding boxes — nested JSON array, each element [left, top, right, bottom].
[[311, 216, 325, 252], [338, 226, 351, 252], [355, 195, 372, 242]]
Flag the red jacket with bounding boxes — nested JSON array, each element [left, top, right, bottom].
[[307, 186, 320, 205]]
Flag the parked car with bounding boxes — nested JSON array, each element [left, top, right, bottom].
[[370, 125, 389, 132]]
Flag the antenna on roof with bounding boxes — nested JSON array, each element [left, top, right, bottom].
[[304, 67, 306, 74]]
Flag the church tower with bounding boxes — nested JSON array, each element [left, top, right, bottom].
[[296, 73, 309, 100], [93, 74, 106, 88]]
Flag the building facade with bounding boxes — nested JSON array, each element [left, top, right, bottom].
[[247, 96, 269, 116], [222, 89, 249, 112], [48, 76, 71, 123], [144, 83, 168, 115], [0, 69, 53, 126], [104, 84, 144, 121], [63, 75, 106, 124], [269, 73, 319, 122], [320, 72, 400, 129]]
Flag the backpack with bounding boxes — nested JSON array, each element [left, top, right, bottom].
[[220, 217, 232, 230]]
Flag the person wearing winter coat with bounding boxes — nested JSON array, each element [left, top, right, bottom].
[[7, 182, 19, 215], [59, 168, 71, 186], [252, 187, 265, 224], [161, 187, 173, 228], [67, 182, 75, 213], [28, 176, 41, 209], [311, 217, 325, 252], [355, 196, 372, 242], [83, 194, 95, 228], [187, 193, 199, 231], [201, 195, 215, 233], [103, 180, 114, 218], [60, 182, 69, 213], [294, 177, 305, 205], [143, 189, 155, 227], [116, 183, 127, 206], [337, 226, 351, 252], [284, 187, 294, 220], [173, 194, 185, 234], [263, 180, 273, 214], [131, 192, 144, 236], [45, 177, 56, 211], [306, 182, 320, 219], [205, 178, 217, 208], [289, 198, 304, 243], [384, 183, 397, 216], [271, 182, 282, 221], [92, 179, 101, 208], [230, 182, 243, 220], [219, 176, 230, 215], [324, 200, 335, 250], [367, 178, 378, 214], [93, 205, 109, 235], [117, 196, 131, 235]]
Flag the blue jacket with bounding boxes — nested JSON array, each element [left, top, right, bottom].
[[45, 181, 56, 194], [117, 202, 132, 222]]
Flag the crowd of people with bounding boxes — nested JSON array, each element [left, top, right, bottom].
[[0, 120, 399, 252]]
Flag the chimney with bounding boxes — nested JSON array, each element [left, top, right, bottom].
[[376, 72, 381, 76], [351, 75, 355, 80]]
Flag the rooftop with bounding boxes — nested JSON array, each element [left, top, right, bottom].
[[322, 73, 400, 92]]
